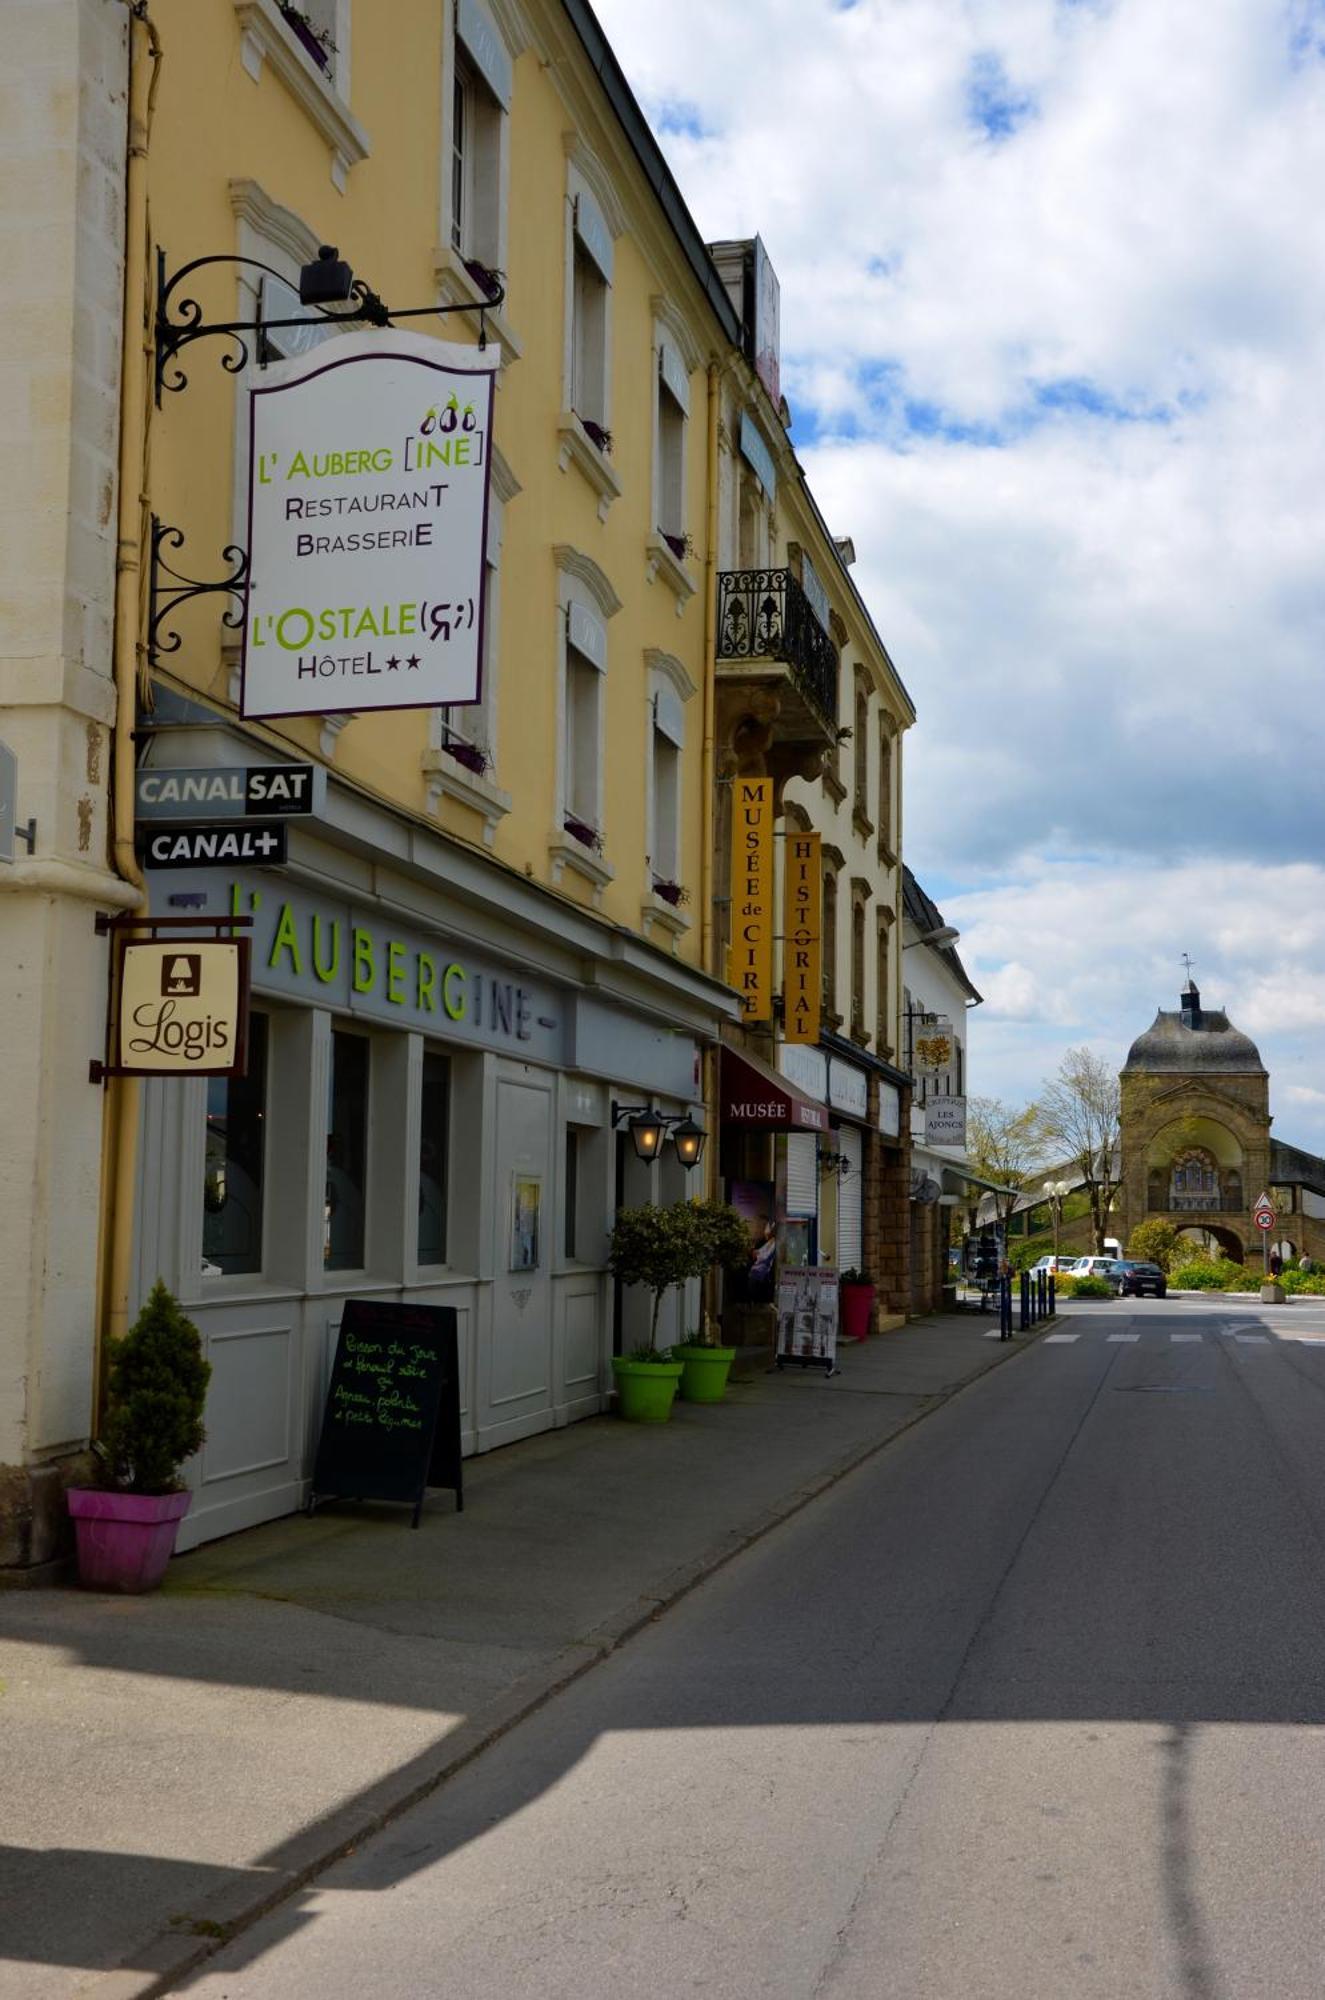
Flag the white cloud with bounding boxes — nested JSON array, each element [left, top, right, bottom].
[[593, 0, 1325, 1147]]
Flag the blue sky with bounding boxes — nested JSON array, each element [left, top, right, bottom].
[[594, 0, 1325, 1151]]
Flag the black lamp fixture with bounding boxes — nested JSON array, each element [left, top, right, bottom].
[[611, 1101, 707, 1169]]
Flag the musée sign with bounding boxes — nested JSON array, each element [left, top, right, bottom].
[[241, 329, 499, 720]]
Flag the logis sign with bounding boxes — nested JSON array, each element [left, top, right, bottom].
[[241, 329, 498, 720], [114, 940, 249, 1077]]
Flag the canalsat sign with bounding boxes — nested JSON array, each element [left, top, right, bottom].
[[135, 764, 323, 819], [241, 329, 499, 720]]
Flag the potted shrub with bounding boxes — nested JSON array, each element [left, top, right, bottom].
[[839, 1268, 876, 1342], [607, 1199, 748, 1418], [66, 1280, 211, 1592], [669, 1201, 750, 1403]]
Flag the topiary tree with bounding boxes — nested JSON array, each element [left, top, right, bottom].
[[1126, 1219, 1182, 1271], [100, 1280, 212, 1494], [608, 1199, 750, 1353]]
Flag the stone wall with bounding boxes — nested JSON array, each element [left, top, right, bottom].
[[0, 0, 130, 1568]]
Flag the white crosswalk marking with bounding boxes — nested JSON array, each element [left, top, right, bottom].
[[1107, 1333, 1141, 1343], [1235, 1333, 1269, 1345], [1044, 1333, 1079, 1344], [1171, 1333, 1203, 1343]]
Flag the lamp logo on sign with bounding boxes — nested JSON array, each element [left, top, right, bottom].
[[242, 330, 498, 720], [117, 941, 246, 1075]]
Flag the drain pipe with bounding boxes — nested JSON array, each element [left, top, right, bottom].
[[96, 0, 162, 1398], [700, 358, 721, 1204]]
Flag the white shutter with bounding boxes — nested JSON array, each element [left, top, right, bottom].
[[838, 1127, 863, 1271], [784, 1133, 818, 1218]]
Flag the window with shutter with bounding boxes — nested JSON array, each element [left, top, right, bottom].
[[838, 1128, 863, 1271], [784, 1134, 819, 1219]]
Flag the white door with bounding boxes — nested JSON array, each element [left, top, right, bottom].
[[481, 1066, 555, 1448], [838, 1127, 863, 1271]]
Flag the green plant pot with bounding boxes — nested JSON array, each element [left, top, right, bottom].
[[611, 1355, 684, 1423], [672, 1344, 736, 1404]]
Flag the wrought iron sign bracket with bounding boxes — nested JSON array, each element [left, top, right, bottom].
[[154, 247, 506, 404], [148, 515, 250, 673]]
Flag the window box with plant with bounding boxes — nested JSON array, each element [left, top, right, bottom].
[[66, 1281, 212, 1592], [442, 735, 491, 777], [277, 2, 335, 71], [651, 877, 690, 909], [563, 812, 603, 854]]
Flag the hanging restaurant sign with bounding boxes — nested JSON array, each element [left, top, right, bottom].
[[241, 329, 499, 720], [924, 1095, 967, 1147], [92, 914, 253, 1082], [914, 1018, 954, 1071], [782, 829, 821, 1046], [729, 777, 773, 1022]]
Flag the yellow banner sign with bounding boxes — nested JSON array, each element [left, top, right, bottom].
[[782, 830, 822, 1045], [116, 940, 248, 1075], [729, 777, 774, 1021]]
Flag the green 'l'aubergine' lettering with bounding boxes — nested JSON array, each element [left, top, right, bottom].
[[352, 928, 375, 994], [311, 913, 340, 984], [269, 902, 302, 975], [442, 962, 466, 1021], [386, 940, 407, 1005], [417, 953, 437, 1013]]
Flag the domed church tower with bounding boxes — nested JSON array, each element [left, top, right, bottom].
[[1118, 979, 1270, 1262]]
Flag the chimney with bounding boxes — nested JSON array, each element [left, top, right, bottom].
[[1180, 981, 1201, 1029]]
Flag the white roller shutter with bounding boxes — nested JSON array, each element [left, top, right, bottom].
[[838, 1126, 863, 1271], [784, 1133, 818, 1218]]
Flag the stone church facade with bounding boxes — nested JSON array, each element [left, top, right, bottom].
[[1118, 980, 1325, 1263]]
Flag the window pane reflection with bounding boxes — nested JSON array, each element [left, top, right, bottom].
[[325, 1031, 369, 1271], [203, 1012, 268, 1275], [417, 1051, 450, 1264]]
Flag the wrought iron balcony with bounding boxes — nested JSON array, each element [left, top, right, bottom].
[[716, 569, 839, 732]]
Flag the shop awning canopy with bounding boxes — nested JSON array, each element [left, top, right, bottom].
[[941, 1166, 1018, 1199], [721, 1046, 829, 1133]]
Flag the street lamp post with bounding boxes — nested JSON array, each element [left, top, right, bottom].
[[1043, 1180, 1071, 1262]]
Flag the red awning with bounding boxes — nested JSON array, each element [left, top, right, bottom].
[[721, 1046, 829, 1133]]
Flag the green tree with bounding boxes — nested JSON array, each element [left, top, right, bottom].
[[1040, 1048, 1122, 1255], [966, 1096, 1047, 1236], [1126, 1219, 1182, 1271], [608, 1199, 750, 1351], [100, 1280, 212, 1494]]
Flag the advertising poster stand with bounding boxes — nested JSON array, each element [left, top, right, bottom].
[[774, 1268, 839, 1376]]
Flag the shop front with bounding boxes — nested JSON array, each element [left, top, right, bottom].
[[133, 777, 737, 1551]]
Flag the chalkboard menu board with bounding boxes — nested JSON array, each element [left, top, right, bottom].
[[310, 1300, 463, 1527]]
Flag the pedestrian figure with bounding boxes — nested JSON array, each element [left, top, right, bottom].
[[1300, 1252, 1314, 1275], [1269, 1249, 1283, 1279]]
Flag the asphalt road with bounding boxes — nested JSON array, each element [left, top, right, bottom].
[[178, 1297, 1325, 2000]]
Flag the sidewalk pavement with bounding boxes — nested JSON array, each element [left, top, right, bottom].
[[0, 1307, 1050, 2000]]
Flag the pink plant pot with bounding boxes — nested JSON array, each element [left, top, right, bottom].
[[840, 1283, 876, 1342], [67, 1487, 192, 1593]]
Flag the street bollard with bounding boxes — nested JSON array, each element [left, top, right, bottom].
[[1048, 1275, 1056, 1316], [1019, 1271, 1030, 1332], [1000, 1275, 1013, 1340], [1038, 1271, 1047, 1319]]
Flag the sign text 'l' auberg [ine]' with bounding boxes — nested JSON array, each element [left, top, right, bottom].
[[241, 330, 498, 721]]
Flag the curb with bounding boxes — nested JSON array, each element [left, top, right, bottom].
[[84, 1319, 1054, 1999]]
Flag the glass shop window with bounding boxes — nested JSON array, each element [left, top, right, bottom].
[[417, 1050, 451, 1265], [203, 1011, 268, 1276], [325, 1030, 370, 1272]]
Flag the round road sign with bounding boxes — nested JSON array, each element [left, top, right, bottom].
[[1254, 1208, 1275, 1232]]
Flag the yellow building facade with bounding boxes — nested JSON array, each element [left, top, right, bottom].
[[1, 0, 917, 1564]]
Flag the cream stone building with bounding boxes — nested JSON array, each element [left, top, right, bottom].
[[1, 0, 921, 1569]]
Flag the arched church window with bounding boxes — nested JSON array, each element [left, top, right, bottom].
[[1170, 1149, 1220, 1210]]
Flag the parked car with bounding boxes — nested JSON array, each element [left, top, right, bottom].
[[1030, 1255, 1077, 1275], [1069, 1256, 1123, 1281], [1117, 1261, 1167, 1298]]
